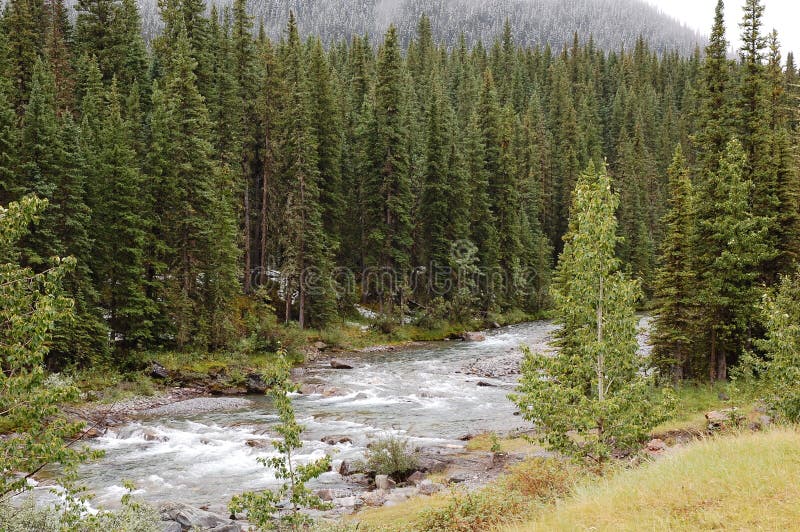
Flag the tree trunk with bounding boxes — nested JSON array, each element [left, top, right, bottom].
[[284, 279, 291, 324], [243, 183, 252, 294], [260, 127, 272, 286], [709, 328, 717, 383], [299, 284, 306, 329], [717, 350, 727, 381], [596, 275, 605, 402]]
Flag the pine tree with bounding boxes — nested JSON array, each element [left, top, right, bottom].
[[614, 121, 656, 294], [548, 61, 582, 250], [279, 14, 336, 328], [517, 94, 553, 311], [512, 162, 668, 464], [693, 139, 771, 381], [419, 68, 470, 298], [692, 0, 734, 177], [737, 0, 779, 282], [147, 23, 239, 348], [256, 36, 281, 287], [652, 145, 696, 380], [43, 0, 74, 115], [463, 110, 498, 307], [366, 24, 413, 312], [2, 0, 46, 112], [156, 0, 212, 98], [765, 31, 800, 273], [307, 38, 344, 249], [19, 59, 107, 365], [231, 0, 260, 294], [74, 0, 149, 98], [87, 81, 154, 348], [207, 7, 240, 165], [0, 30, 19, 205], [478, 70, 524, 306]]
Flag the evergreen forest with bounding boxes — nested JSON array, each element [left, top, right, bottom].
[[0, 0, 797, 385]]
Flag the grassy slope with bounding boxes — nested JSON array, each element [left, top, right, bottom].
[[508, 428, 800, 531]]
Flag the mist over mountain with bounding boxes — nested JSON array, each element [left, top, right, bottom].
[[131, 0, 706, 54]]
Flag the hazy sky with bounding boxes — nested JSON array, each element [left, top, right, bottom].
[[644, 0, 800, 58]]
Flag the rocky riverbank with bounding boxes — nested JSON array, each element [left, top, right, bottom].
[[153, 441, 540, 531]]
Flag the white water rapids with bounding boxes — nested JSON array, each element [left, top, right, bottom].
[[78, 321, 575, 514]]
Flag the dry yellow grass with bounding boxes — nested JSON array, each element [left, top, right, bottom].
[[347, 491, 453, 530], [506, 428, 800, 532], [465, 433, 542, 454]]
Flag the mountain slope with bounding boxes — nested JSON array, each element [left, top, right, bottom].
[[132, 0, 704, 54]]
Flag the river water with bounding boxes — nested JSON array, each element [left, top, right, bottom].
[[80, 321, 559, 512]]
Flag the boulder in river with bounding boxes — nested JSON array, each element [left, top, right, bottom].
[[330, 358, 354, 369], [460, 331, 486, 342], [321, 435, 353, 445], [298, 383, 348, 397], [315, 488, 352, 501], [142, 429, 168, 442], [333, 495, 362, 510], [159, 502, 237, 530], [82, 426, 104, 439]]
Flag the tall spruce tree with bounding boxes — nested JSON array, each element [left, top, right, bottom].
[[20, 59, 107, 365], [692, 0, 733, 176], [2, 0, 46, 113], [737, 0, 780, 282], [694, 139, 771, 381], [279, 14, 337, 328], [652, 145, 696, 380], [87, 81, 154, 348], [0, 29, 19, 205], [367, 24, 413, 312], [147, 23, 239, 348]]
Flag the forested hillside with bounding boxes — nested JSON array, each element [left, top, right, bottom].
[[0, 0, 797, 385], [92, 0, 706, 55]]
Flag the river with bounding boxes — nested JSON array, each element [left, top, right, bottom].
[[79, 321, 559, 513]]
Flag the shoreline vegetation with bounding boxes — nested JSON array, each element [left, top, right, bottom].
[[66, 307, 542, 412]]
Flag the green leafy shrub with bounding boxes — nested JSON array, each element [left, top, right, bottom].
[[0, 483, 161, 532], [234, 292, 306, 359], [363, 437, 419, 479], [415, 297, 449, 330], [0, 197, 98, 502]]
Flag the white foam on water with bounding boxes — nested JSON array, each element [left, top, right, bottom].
[[81, 320, 565, 509]]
